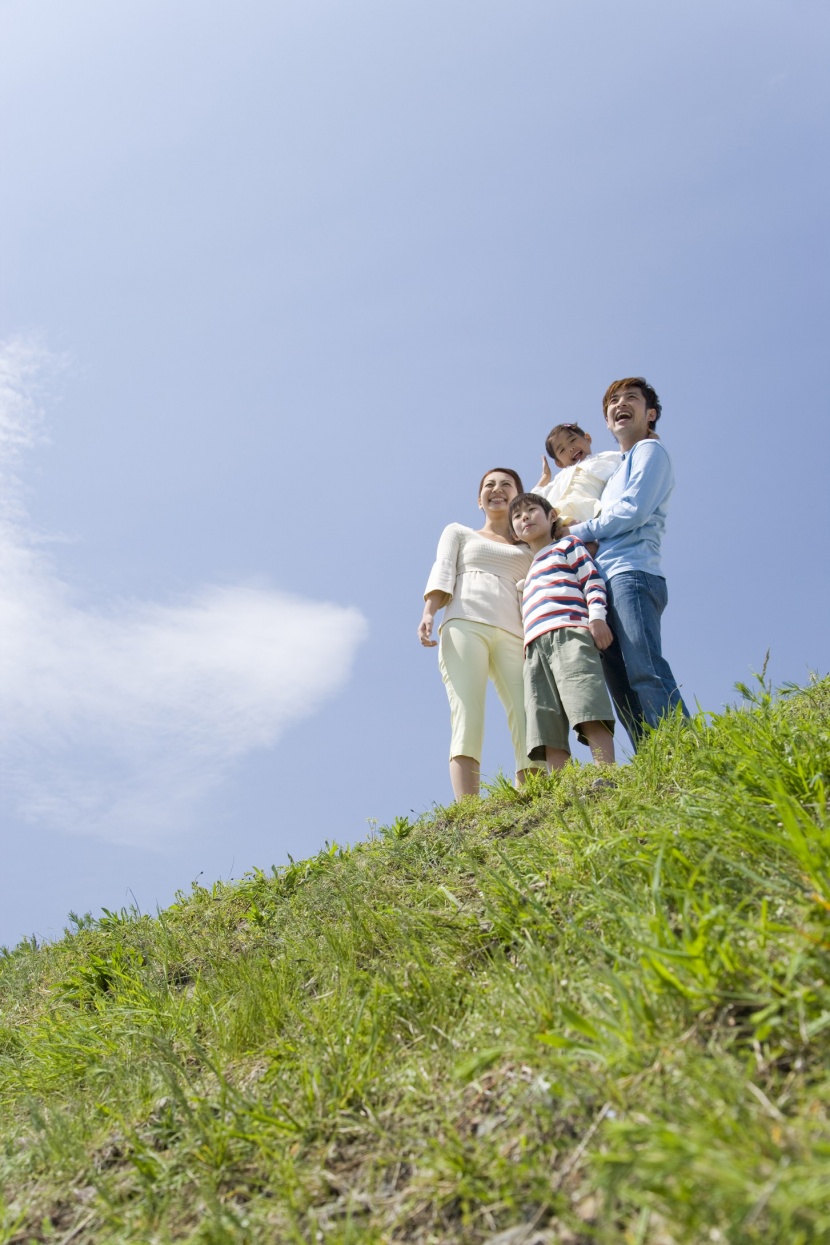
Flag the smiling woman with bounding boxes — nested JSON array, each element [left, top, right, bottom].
[[417, 468, 537, 800]]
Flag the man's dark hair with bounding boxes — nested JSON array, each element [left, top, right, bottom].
[[602, 377, 662, 424], [509, 492, 559, 540], [544, 422, 589, 462]]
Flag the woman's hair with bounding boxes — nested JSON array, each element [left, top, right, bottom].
[[508, 492, 559, 539], [544, 422, 588, 461], [477, 467, 524, 499]]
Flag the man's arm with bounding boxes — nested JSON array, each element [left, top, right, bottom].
[[570, 442, 672, 544]]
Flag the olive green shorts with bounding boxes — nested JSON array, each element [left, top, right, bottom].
[[523, 627, 614, 758]]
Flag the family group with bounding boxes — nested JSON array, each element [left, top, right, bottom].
[[418, 377, 689, 800]]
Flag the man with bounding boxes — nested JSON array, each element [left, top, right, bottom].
[[567, 377, 688, 746]]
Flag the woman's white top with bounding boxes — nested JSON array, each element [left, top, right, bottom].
[[424, 524, 532, 640]]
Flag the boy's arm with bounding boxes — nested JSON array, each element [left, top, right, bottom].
[[566, 538, 607, 619], [570, 442, 672, 544], [566, 538, 614, 651]]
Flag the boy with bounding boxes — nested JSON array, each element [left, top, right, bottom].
[[532, 422, 622, 526], [510, 492, 615, 772]]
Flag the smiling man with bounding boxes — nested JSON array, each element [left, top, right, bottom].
[[567, 377, 689, 746]]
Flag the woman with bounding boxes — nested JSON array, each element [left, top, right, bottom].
[[418, 468, 535, 799]]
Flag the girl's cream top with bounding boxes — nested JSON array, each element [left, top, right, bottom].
[[424, 524, 532, 640], [537, 450, 622, 525]]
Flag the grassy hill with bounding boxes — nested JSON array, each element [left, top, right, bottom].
[[1, 677, 828, 1244]]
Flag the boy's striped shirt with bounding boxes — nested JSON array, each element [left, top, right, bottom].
[[521, 536, 607, 647]]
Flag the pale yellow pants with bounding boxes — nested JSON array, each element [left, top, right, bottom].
[[438, 618, 533, 771]]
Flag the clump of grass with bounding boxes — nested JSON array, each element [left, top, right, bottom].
[[0, 675, 828, 1243]]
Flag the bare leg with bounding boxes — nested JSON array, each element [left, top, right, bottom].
[[545, 747, 570, 772], [579, 721, 615, 766], [450, 755, 480, 800], [516, 767, 545, 786]]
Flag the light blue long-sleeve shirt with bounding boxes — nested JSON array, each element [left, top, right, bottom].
[[569, 439, 674, 580]]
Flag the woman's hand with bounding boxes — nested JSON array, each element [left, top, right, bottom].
[[419, 592, 445, 646], [418, 614, 438, 647], [533, 455, 552, 491]]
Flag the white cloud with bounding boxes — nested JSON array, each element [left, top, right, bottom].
[[0, 338, 368, 845]]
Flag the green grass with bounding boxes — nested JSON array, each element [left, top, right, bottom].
[[1, 675, 829, 1244]]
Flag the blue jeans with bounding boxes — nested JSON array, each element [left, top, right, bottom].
[[601, 570, 689, 748]]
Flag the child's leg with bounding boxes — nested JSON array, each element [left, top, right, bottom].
[[579, 720, 615, 766], [552, 629, 616, 766], [516, 767, 545, 785], [545, 747, 570, 771], [521, 633, 572, 777]]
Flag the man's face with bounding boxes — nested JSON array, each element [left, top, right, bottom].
[[550, 427, 593, 467], [604, 386, 656, 445], [512, 502, 552, 545]]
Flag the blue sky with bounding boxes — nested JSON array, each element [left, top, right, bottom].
[[1, 0, 828, 948]]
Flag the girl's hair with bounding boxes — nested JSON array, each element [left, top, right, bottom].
[[544, 422, 588, 461], [508, 492, 559, 539], [477, 467, 524, 498]]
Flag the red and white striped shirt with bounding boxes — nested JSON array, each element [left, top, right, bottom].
[[521, 536, 607, 647]]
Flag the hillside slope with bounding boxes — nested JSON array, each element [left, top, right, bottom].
[[1, 678, 828, 1244]]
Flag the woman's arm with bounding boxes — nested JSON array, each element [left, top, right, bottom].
[[420, 525, 463, 646], [418, 590, 448, 647]]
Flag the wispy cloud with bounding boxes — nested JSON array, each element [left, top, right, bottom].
[[0, 339, 368, 845]]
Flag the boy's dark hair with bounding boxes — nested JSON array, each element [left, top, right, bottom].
[[544, 422, 589, 462], [509, 492, 559, 540], [602, 377, 662, 423]]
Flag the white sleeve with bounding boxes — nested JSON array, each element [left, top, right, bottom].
[[588, 451, 623, 482], [424, 524, 463, 601], [539, 468, 572, 505]]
